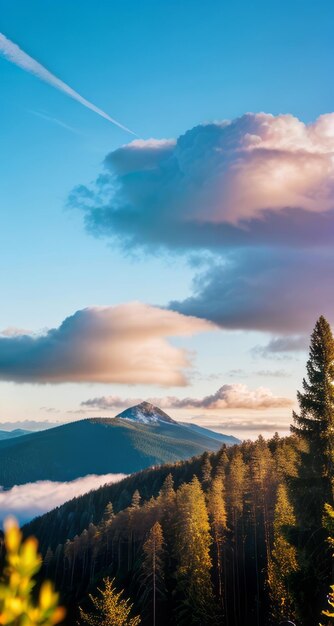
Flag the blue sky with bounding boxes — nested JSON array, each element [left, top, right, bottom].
[[0, 0, 333, 437]]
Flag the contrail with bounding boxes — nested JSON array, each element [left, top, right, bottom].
[[0, 32, 136, 136]]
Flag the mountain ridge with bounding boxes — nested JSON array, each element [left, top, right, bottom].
[[0, 403, 240, 488]]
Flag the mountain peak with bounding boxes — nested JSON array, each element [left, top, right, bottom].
[[115, 401, 177, 424]]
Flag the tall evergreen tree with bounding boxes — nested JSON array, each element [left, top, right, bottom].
[[131, 490, 141, 510], [291, 316, 334, 624], [140, 522, 165, 626], [292, 315, 334, 510], [207, 476, 227, 604], [268, 483, 298, 622], [201, 452, 213, 490], [173, 476, 216, 625]]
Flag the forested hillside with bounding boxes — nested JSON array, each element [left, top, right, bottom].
[[0, 415, 234, 488], [26, 435, 302, 625], [22, 317, 334, 626]]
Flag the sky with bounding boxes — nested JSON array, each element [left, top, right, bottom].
[[0, 0, 333, 439]]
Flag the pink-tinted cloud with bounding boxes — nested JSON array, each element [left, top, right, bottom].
[[69, 113, 334, 336], [0, 303, 214, 385], [71, 113, 334, 251], [82, 383, 292, 412]]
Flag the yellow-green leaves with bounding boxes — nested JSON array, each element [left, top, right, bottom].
[[0, 517, 65, 626]]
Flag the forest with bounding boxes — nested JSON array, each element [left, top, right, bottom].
[[2, 315, 334, 626]]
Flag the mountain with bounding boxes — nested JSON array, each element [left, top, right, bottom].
[[116, 401, 177, 424], [0, 428, 31, 441], [23, 433, 299, 626], [0, 405, 239, 488], [180, 422, 239, 444]]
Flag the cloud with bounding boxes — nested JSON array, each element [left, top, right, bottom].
[[70, 112, 334, 251], [30, 110, 82, 135], [0, 474, 126, 526], [226, 368, 289, 378], [252, 335, 308, 358], [1, 327, 33, 337], [170, 249, 334, 334], [0, 421, 62, 432], [82, 396, 142, 411], [82, 383, 293, 412], [0, 31, 135, 135], [205, 420, 290, 433], [255, 369, 290, 378], [0, 303, 213, 386], [69, 112, 334, 336]]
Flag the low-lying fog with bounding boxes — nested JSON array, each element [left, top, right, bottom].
[[0, 473, 126, 526]]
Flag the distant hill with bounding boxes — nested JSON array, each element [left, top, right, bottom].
[[0, 404, 239, 488], [180, 422, 239, 444], [0, 428, 31, 441]]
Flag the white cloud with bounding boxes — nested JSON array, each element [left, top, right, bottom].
[[82, 383, 293, 412], [73, 112, 334, 250], [0, 474, 126, 526], [70, 113, 334, 335], [0, 303, 214, 386]]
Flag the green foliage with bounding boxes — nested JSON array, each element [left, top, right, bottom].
[[292, 315, 334, 494], [140, 522, 165, 626], [268, 483, 298, 621], [25, 433, 301, 625], [173, 476, 216, 624], [79, 578, 141, 626], [25, 325, 334, 626], [290, 316, 334, 624]]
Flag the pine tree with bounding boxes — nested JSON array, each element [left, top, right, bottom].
[[102, 502, 115, 527], [157, 474, 176, 548], [79, 577, 141, 626], [227, 449, 247, 623], [207, 476, 227, 604], [201, 452, 213, 490], [268, 483, 298, 622], [131, 490, 141, 509], [292, 315, 334, 515], [173, 476, 216, 625], [291, 316, 334, 624], [140, 522, 165, 626], [99, 502, 115, 563]]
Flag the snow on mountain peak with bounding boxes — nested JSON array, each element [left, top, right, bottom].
[[115, 401, 177, 424]]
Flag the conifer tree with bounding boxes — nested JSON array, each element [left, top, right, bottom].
[[131, 491, 141, 509], [99, 502, 115, 565], [79, 577, 141, 626], [292, 315, 334, 513], [173, 476, 215, 625], [215, 446, 229, 479], [201, 452, 213, 489], [157, 474, 176, 548], [227, 449, 247, 622], [140, 522, 165, 626], [102, 502, 115, 527], [291, 316, 334, 624], [207, 476, 227, 603], [268, 483, 298, 622]]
